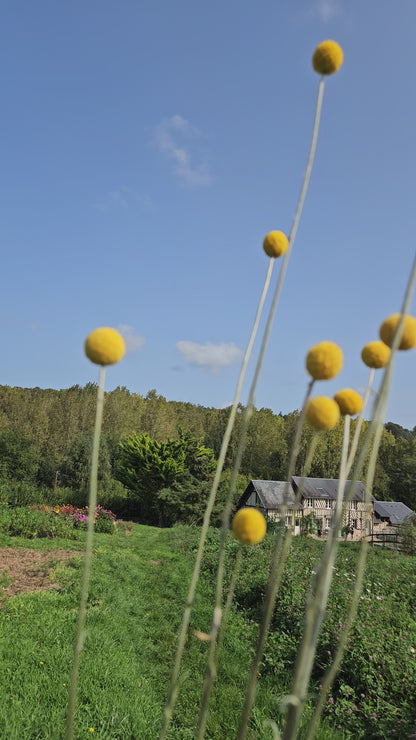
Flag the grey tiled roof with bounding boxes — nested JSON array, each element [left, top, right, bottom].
[[239, 477, 370, 512], [245, 480, 299, 510], [374, 500, 414, 525], [292, 477, 368, 502]]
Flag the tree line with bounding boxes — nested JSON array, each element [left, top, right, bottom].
[[0, 384, 415, 522]]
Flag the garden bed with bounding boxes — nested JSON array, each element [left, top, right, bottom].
[[0, 547, 83, 602]]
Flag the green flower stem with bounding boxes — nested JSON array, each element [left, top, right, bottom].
[[282, 414, 350, 740], [65, 366, 106, 740], [299, 253, 416, 739], [346, 368, 374, 476], [214, 545, 243, 664], [342, 249, 416, 520], [198, 79, 326, 740], [305, 377, 394, 739], [301, 433, 319, 481], [236, 380, 314, 740], [159, 259, 275, 740], [265, 720, 282, 740], [233, 77, 325, 444], [196, 546, 243, 740], [163, 74, 325, 740], [305, 432, 380, 740]]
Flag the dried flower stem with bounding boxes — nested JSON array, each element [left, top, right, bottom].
[[65, 366, 106, 740]]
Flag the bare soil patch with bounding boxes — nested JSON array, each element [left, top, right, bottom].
[[0, 547, 83, 602]]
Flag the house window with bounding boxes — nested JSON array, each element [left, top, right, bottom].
[[351, 500, 357, 510], [326, 500, 332, 509], [306, 498, 314, 508]]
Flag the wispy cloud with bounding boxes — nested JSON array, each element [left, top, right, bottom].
[[315, 0, 340, 22], [154, 115, 212, 186], [176, 340, 242, 373], [117, 324, 146, 353], [92, 188, 154, 212]]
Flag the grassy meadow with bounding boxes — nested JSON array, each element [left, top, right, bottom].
[[1, 523, 415, 739]]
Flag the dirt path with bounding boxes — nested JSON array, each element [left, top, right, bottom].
[[0, 547, 83, 602]]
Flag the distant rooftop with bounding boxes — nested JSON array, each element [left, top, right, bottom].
[[292, 477, 368, 502], [241, 477, 370, 510], [374, 500, 414, 525]]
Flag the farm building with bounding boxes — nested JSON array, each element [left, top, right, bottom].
[[373, 500, 414, 533], [238, 477, 374, 539]]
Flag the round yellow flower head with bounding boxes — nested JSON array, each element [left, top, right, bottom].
[[306, 396, 340, 431], [379, 313, 416, 350], [334, 388, 363, 417], [231, 507, 267, 545], [263, 230, 289, 259], [85, 327, 126, 366], [306, 341, 343, 381], [361, 341, 390, 369], [312, 40, 344, 75]]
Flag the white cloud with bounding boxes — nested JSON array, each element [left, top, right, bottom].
[[315, 0, 340, 22], [177, 340, 242, 373], [117, 324, 145, 353], [154, 115, 212, 186]]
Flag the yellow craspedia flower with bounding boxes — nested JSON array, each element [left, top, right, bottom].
[[379, 313, 416, 350], [361, 341, 390, 369], [306, 396, 340, 431], [231, 507, 267, 545], [306, 341, 343, 381], [334, 388, 363, 417], [312, 40, 344, 75], [85, 327, 126, 366], [263, 230, 289, 259]]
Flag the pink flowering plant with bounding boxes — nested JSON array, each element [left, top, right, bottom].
[[36, 504, 118, 534], [0, 503, 118, 539]]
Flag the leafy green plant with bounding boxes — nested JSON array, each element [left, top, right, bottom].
[[401, 516, 416, 555]]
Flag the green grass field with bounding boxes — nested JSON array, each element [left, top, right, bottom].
[[1, 525, 415, 739]]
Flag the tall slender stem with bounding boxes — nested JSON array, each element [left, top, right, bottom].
[[282, 415, 350, 740], [236, 381, 314, 740], [65, 367, 106, 740], [159, 260, 275, 739], [196, 546, 243, 739], [197, 78, 326, 740], [302, 252, 416, 738], [346, 368, 374, 476], [163, 75, 326, 740]]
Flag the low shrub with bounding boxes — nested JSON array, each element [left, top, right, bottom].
[[0, 505, 71, 539], [0, 503, 118, 539]]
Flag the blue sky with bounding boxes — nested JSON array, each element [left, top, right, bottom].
[[2, 0, 416, 429]]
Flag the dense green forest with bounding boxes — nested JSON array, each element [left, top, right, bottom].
[[0, 384, 415, 520]]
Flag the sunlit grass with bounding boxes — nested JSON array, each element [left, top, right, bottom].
[[0, 526, 415, 738]]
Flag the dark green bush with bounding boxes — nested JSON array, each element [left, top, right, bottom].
[[0, 481, 49, 507]]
